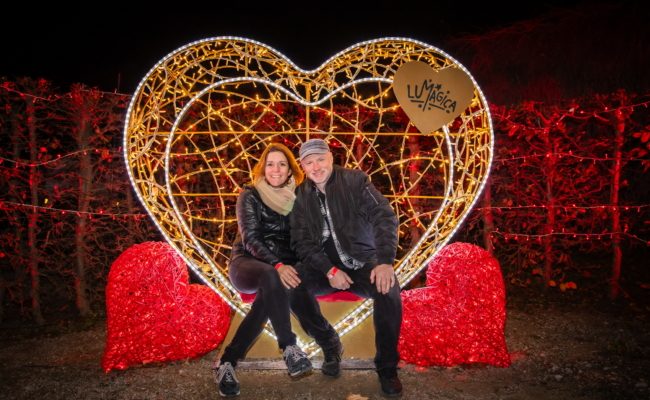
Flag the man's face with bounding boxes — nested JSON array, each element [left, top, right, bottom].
[[300, 151, 333, 188]]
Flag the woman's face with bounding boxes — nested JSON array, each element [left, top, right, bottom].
[[264, 150, 291, 188]]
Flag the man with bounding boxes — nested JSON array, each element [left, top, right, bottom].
[[289, 138, 403, 397]]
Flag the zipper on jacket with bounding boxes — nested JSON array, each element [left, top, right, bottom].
[[366, 186, 379, 205]]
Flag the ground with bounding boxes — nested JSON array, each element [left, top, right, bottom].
[[0, 289, 648, 400]]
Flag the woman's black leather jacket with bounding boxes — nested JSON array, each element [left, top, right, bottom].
[[230, 186, 297, 266]]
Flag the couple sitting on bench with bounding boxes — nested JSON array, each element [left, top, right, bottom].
[[213, 139, 403, 398]]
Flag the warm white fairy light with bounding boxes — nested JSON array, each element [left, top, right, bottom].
[[123, 37, 493, 355]]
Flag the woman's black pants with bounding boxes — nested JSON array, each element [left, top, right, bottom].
[[219, 256, 296, 366]]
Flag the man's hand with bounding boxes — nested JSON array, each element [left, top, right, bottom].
[[370, 264, 396, 294], [328, 269, 353, 290], [277, 264, 301, 289]]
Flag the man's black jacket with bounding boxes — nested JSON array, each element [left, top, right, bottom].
[[290, 165, 398, 274]]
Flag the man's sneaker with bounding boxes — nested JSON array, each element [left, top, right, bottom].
[[377, 368, 403, 397], [321, 341, 343, 377], [282, 345, 313, 377], [214, 361, 240, 397]]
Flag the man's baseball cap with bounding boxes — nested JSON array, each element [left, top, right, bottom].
[[299, 138, 330, 160]]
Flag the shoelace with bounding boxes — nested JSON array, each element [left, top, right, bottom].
[[284, 345, 307, 364], [217, 362, 237, 383]]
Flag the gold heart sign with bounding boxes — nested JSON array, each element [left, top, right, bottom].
[[393, 61, 475, 134], [123, 37, 494, 355]]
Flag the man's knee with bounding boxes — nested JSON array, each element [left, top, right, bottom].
[[373, 284, 401, 303]]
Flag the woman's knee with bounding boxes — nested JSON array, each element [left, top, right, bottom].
[[228, 257, 271, 292]]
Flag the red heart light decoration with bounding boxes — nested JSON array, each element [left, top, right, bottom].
[[102, 241, 232, 372], [399, 242, 510, 367]]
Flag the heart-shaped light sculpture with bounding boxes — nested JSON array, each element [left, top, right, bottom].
[[123, 37, 494, 355]]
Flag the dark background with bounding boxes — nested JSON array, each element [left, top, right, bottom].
[[1, 0, 590, 94]]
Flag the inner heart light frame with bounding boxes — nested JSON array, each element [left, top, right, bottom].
[[123, 37, 494, 355]]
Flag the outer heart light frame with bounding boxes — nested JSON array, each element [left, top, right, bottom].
[[123, 37, 494, 355]]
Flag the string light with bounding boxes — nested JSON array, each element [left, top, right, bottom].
[[0, 148, 121, 167], [124, 37, 494, 354], [490, 231, 648, 246], [1, 200, 147, 220], [474, 204, 649, 211], [0, 82, 131, 100], [495, 152, 648, 163]]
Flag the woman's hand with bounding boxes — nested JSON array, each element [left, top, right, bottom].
[[277, 264, 301, 289]]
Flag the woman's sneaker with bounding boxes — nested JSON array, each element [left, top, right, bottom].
[[214, 361, 240, 397], [282, 345, 313, 377]]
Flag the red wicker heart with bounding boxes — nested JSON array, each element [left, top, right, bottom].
[[102, 241, 232, 372], [399, 242, 510, 367]]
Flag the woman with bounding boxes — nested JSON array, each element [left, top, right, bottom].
[[214, 143, 311, 397]]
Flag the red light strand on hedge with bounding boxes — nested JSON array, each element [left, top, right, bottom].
[[496, 152, 648, 163], [490, 230, 649, 246], [475, 204, 648, 211], [1, 200, 147, 220], [0, 83, 130, 101], [0, 147, 122, 167], [492, 98, 650, 124]]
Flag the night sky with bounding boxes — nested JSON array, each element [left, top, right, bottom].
[[2, 1, 587, 94]]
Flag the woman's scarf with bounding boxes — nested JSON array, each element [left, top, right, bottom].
[[253, 176, 296, 216]]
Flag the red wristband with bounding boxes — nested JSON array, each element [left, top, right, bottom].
[[327, 267, 339, 279], [274, 262, 283, 270]]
